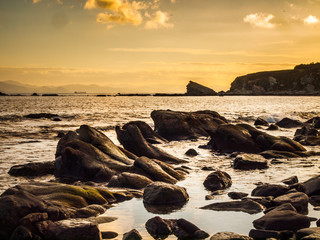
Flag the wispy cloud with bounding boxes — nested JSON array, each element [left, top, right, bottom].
[[32, 0, 42, 3], [244, 13, 275, 28], [304, 15, 319, 24]]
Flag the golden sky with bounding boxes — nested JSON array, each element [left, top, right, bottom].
[[0, 0, 320, 93]]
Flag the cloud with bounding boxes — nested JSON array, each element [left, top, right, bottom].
[[304, 15, 319, 24], [145, 11, 173, 29], [84, 0, 172, 29], [244, 13, 276, 28], [32, 0, 42, 3]]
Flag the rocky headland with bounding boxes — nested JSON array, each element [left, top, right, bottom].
[[228, 62, 320, 96]]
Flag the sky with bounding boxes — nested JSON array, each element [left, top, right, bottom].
[[0, 0, 320, 93]]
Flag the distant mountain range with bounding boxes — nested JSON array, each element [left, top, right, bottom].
[[0, 80, 113, 94]]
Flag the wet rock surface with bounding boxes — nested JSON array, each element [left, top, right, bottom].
[[201, 199, 265, 214], [151, 110, 227, 141], [203, 171, 232, 191], [233, 154, 269, 170], [9, 161, 55, 177], [210, 232, 252, 240], [209, 123, 306, 155], [0, 182, 135, 239], [143, 182, 189, 206]]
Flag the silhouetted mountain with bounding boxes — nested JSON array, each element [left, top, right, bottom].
[[228, 62, 320, 95], [0, 80, 112, 94]]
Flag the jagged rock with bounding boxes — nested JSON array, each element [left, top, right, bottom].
[[276, 117, 304, 128], [143, 182, 189, 205], [282, 176, 299, 185], [228, 63, 320, 95], [200, 199, 264, 214], [203, 171, 232, 191], [123, 229, 142, 240], [9, 161, 55, 177], [186, 81, 217, 96], [210, 123, 306, 154], [151, 110, 227, 141], [121, 121, 168, 144], [210, 232, 252, 240], [253, 204, 310, 231], [254, 117, 269, 126], [233, 154, 269, 170], [252, 183, 290, 198], [116, 124, 185, 164], [294, 126, 320, 146]]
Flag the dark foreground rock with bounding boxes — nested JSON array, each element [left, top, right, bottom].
[[253, 204, 310, 231], [116, 123, 186, 164], [294, 126, 320, 146], [186, 81, 217, 96], [151, 110, 227, 141], [210, 232, 252, 240], [55, 125, 186, 184], [273, 191, 309, 214], [254, 117, 269, 126], [143, 182, 189, 205], [146, 216, 209, 240], [209, 123, 306, 156], [123, 229, 142, 240], [249, 229, 293, 239], [9, 161, 55, 176], [200, 199, 264, 214], [282, 176, 299, 185], [233, 154, 269, 170], [185, 148, 198, 157], [251, 183, 290, 198], [298, 175, 320, 196], [203, 171, 232, 191], [0, 182, 135, 240], [296, 227, 320, 240], [276, 117, 304, 128]]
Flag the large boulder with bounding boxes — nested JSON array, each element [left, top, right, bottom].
[[276, 117, 304, 128], [203, 171, 232, 191], [151, 110, 227, 141], [210, 123, 306, 154], [116, 124, 186, 164], [186, 81, 217, 96], [143, 182, 189, 205], [0, 182, 134, 239], [251, 184, 289, 198], [298, 175, 320, 196], [145, 216, 172, 239], [233, 154, 269, 170], [253, 204, 310, 231], [273, 191, 309, 214], [200, 199, 264, 214]]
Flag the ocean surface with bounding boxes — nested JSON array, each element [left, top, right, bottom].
[[1, 95, 320, 238]]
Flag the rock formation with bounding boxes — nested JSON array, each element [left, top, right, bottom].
[[186, 81, 217, 96], [229, 62, 320, 95]]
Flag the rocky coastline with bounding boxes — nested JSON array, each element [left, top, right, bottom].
[[1, 109, 320, 239]]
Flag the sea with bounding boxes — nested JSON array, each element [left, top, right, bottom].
[[0, 95, 320, 238]]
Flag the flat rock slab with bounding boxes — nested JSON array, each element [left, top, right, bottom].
[[210, 232, 253, 240], [200, 199, 264, 214], [233, 154, 269, 170]]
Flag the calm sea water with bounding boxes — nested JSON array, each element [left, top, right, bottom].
[[0, 95, 320, 238]]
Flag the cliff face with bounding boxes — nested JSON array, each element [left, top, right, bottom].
[[186, 81, 217, 96], [229, 63, 320, 95]]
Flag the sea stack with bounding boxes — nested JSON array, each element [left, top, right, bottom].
[[186, 81, 217, 96]]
